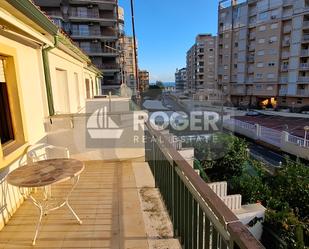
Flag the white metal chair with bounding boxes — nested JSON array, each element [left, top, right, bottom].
[[26, 144, 70, 199]]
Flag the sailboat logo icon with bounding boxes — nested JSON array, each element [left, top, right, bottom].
[[87, 107, 124, 139]]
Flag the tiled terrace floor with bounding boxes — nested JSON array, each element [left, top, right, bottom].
[[0, 160, 180, 249]]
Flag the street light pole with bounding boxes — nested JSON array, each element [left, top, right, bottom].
[[304, 126, 309, 147], [130, 0, 139, 97]]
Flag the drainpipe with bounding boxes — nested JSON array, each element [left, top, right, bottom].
[[42, 35, 59, 116]]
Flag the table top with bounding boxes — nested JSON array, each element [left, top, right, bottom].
[[7, 158, 85, 188]]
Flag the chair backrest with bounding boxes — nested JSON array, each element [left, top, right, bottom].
[[27, 143, 70, 165]]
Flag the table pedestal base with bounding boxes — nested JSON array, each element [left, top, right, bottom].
[[20, 175, 82, 245]]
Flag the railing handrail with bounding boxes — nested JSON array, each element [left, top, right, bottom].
[[145, 122, 265, 249]]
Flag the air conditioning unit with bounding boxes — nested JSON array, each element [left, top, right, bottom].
[[271, 15, 277, 19]]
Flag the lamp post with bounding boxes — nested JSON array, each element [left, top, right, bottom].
[[304, 126, 309, 147], [130, 0, 140, 98]]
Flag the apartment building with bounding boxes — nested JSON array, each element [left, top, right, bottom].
[[186, 34, 218, 100], [138, 70, 150, 92], [175, 68, 187, 92], [34, 0, 122, 94], [218, 0, 309, 110], [120, 36, 138, 92]]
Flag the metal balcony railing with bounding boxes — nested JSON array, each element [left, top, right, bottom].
[[69, 11, 99, 19], [281, 65, 289, 71], [71, 30, 101, 36], [300, 63, 309, 69], [283, 25, 292, 33], [301, 50, 309, 57], [144, 124, 265, 249], [302, 34, 309, 42], [298, 76, 309, 82], [297, 89, 309, 96], [97, 63, 120, 70], [303, 21, 309, 29], [281, 51, 290, 59], [280, 77, 288, 83], [279, 88, 288, 96]]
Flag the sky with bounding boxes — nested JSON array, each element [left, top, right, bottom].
[[118, 0, 220, 83]]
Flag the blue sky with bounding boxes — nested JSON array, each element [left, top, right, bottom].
[[119, 0, 220, 83]]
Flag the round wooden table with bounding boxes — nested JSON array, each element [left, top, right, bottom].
[[7, 158, 85, 245]]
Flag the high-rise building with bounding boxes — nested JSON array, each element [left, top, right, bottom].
[[34, 0, 123, 94], [175, 68, 187, 92], [218, 0, 309, 110], [120, 36, 138, 91], [138, 70, 150, 93], [186, 34, 218, 99]]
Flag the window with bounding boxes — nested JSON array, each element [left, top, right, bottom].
[[258, 38, 265, 44], [271, 23, 278, 29], [269, 49, 277, 55], [259, 12, 269, 21], [0, 59, 14, 145], [257, 62, 264, 68], [256, 74, 263, 79], [257, 50, 265, 56], [270, 36, 278, 42], [259, 25, 266, 31], [267, 73, 275, 79], [0, 52, 25, 162], [268, 62, 276, 67]]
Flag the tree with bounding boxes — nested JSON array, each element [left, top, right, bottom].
[[205, 135, 249, 181]]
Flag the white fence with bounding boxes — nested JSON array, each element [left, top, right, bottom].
[[288, 134, 309, 148], [224, 118, 309, 160], [259, 126, 282, 147]]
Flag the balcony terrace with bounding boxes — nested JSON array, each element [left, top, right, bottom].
[[299, 62, 309, 70], [0, 159, 181, 249], [0, 97, 264, 249]]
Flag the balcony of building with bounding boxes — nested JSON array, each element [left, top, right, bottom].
[[249, 32, 256, 40], [300, 62, 309, 70], [71, 30, 103, 39], [281, 63, 289, 72], [283, 24, 292, 34], [296, 85, 309, 96], [250, 85, 278, 96], [280, 76, 289, 84], [282, 39, 290, 47], [97, 63, 121, 73], [248, 43, 256, 51], [249, 17, 257, 27], [283, 0, 293, 6], [298, 76, 309, 83], [69, 0, 117, 4], [248, 7, 257, 17], [33, 0, 62, 7], [303, 15, 309, 30], [281, 51, 290, 59], [302, 33, 309, 43], [44, 10, 63, 19], [279, 86, 288, 96], [301, 49, 309, 57], [69, 9, 116, 24], [231, 85, 246, 95], [248, 54, 255, 63]]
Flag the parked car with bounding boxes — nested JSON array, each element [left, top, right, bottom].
[[246, 110, 260, 116]]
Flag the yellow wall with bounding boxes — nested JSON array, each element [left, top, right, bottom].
[[0, 27, 99, 232]]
